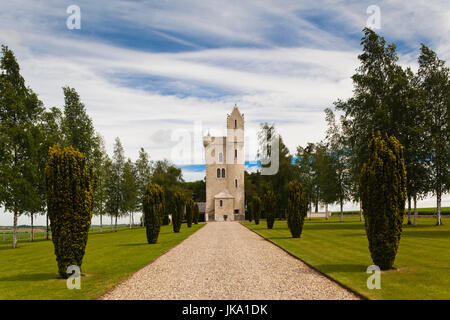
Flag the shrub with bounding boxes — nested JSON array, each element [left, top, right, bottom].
[[143, 183, 165, 244], [247, 201, 253, 222], [193, 202, 200, 224], [264, 190, 277, 229], [287, 180, 307, 238], [185, 198, 194, 227], [360, 132, 406, 270], [172, 192, 185, 233], [251, 196, 262, 225], [45, 145, 93, 278]]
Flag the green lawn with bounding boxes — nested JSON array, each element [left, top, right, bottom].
[[0, 224, 204, 300], [242, 217, 450, 300], [333, 207, 450, 215]]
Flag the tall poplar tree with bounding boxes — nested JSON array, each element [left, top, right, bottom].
[[105, 137, 125, 231], [121, 158, 138, 228], [0, 45, 44, 248], [135, 147, 152, 212], [61, 86, 98, 162], [92, 135, 109, 232], [417, 45, 450, 225]]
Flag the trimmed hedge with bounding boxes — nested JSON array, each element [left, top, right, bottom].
[[143, 183, 165, 244], [251, 196, 262, 225], [172, 192, 185, 233], [264, 190, 276, 229], [287, 180, 308, 238], [45, 145, 93, 278], [185, 198, 194, 228], [360, 132, 406, 270], [193, 202, 200, 224], [247, 202, 253, 222]]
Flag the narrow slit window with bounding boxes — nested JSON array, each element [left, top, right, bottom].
[[220, 200, 223, 207], [235, 179, 237, 188], [222, 168, 225, 178], [234, 119, 237, 128], [235, 149, 237, 158], [217, 168, 220, 178]]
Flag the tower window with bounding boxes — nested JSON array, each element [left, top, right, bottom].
[[220, 200, 223, 207], [217, 168, 220, 178], [222, 168, 226, 178], [235, 179, 237, 188], [235, 149, 237, 158], [235, 119, 237, 128]]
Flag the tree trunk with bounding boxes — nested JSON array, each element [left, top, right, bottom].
[[12, 211, 18, 249], [100, 214, 103, 233], [110, 216, 113, 232], [359, 201, 363, 222], [315, 200, 318, 213], [46, 213, 49, 240], [132, 213, 134, 228], [115, 216, 118, 232], [437, 189, 442, 226], [129, 214, 132, 229], [30, 214, 34, 242], [407, 196, 412, 225], [325, 204, 329, 220], [413, 195, 418, 226], [340, 200, 343, 222]]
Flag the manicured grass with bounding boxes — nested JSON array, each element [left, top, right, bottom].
[[333, 207, 450, 215], [0, 224, 204, 300], [242, 217, 450, 300]]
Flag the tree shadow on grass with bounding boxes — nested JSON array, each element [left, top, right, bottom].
[[265, 236, 295, 240], [0, 273, 59, 282], [116, 243, 153, 247], [314, 264, 367, 273], [403, 230, 450, 239], [305, 223, 364, 231]]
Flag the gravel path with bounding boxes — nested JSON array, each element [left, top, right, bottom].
[[100, 222, 359, 300]]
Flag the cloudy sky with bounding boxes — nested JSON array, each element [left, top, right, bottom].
[[1, 0, 449, 225]]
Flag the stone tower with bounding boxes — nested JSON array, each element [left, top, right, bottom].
[[203, 105, 245, 221]]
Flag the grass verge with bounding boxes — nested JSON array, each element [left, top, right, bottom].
[[0, 224, 204, 300], [242, 217, 450, 300]]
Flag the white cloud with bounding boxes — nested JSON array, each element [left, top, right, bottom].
[[0, 0, 449, 225]]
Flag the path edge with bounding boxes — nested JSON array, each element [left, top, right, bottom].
[[240, 222, 370, 301], [96, 223, 206, 300]]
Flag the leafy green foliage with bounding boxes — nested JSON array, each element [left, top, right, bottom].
[[135, 147, 152, 212], [287, 180, 308, 238], [257, 123, 298, 210], [417, 44, 449, 225], [105, 138, 125, 231], [143, 183, 165, 244], [0, 45, 44, 248], [360, 132, 407, 270], [184, 180, 206, 202], [121, 159, 138, 219], [45, 145, 93, 278], [152, 160, 185, 225], [263, 190, 276, 229], [61, 87, 99, 162]]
